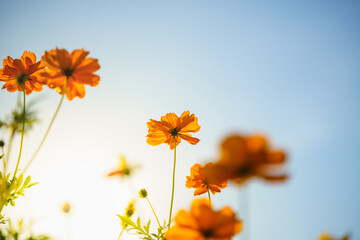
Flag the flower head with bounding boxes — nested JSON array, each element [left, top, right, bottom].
[[186, 163, 227, 196], [2, 100, 38, 134], [138, 188, 148, 198], [40, 48, 100, 100], [318, 233, 350, 240], [0, 51, 45, 94], [146, 110, 200, 149], [61, 202, 71, 214], [107, 155, 138, 178], [205, 134, 288, 185], [121, 199, 136, 228], [125, 199, 136, 218], [165, 198, 242, 240]]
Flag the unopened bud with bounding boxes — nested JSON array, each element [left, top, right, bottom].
[[62, 202, 71, 214], [139, 188, 148, 198], [125, 200, 136, 217]]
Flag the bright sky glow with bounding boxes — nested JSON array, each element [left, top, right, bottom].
[[0, 1, 359, 239]]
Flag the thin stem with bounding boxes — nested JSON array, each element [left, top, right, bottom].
[[64, 215, 73, 240], [1, 146, 5, 173], [5, 93, 22, 168], [207, 188, 212, 205], [146, 197, 161, 228], [247, 186, 251, 240], [13, 90, 26, 177], [240, 186, 251, 240], [168, 137, 177, 229], [117, 228, 125, 240], [23, 78, 68, 173], [4, 130, 15, 172]]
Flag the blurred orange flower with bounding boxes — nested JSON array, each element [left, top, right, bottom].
[[40, 48, 100, 100], [0, 51, 45, 94], [61, 202, 71, 214], [107, 155, 138, 178], [186, 163, 227, 196], [318, 233, 350, 240], [205, 134, 288, 185], [165, 198, 242, 240], [146, 110, 200, 149]]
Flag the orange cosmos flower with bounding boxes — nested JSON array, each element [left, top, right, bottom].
[[205, 134, 288, 185], [165, 198, 242, 240], [107, 155, 139, 178], [318, 233, 350, 240], [146, 110, 200, 149], [186, 163, 228, 196], [61, 202, 71, 214], [0, 51, 45, 94], [40, 48, 100, 100]]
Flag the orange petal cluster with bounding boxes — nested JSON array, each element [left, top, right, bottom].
[[40, 48, 100, 100], [165, 199, 242, 240], [318, 233, 350, 240], [146, 111, 200, 149], [0, 51, 45, 94], [205, 134, 288, 185], [186, 163, 228, 196], [107, 155, 137, 178]]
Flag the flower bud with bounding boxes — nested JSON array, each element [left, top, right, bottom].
[[125, 199, 136, 218], [139, 188, 148, 198], [62, 202, 71, 214]]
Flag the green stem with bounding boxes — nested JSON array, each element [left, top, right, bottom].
[[168, 137, 177, 229], [5, 93, 23, 169], [207, 188, 211, 205], [117, 228, 125, 240], [2, 137, 7, 172], [23, 78, 68, 173], [0, 148, 5, 214], [12, 90, 26, 177], [4, 130, 15, 172], [146, 197, 161, 228]]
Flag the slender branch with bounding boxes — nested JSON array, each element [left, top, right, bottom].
[[13, 90, 26, 177], [240, 186, 251, 240], [4, 130, 15, 172], [1, 145, 5, 173], [146, 197, 161, 228], [207, 188, 212, 205], [23, 78, 68, 173], [117, 228, 125, 240], [5, 93, 22, 169], [168, 137, 177, 228]]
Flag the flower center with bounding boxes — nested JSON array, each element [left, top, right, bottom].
[[17, 74, 29, 85], [169, 128, 180, 137], [63, 68, 73, 77], [238, 165, 252, 176], [124, 168, 131, 176], [202, 229, 213, 238]]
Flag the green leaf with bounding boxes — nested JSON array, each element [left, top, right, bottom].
[[118, 215, 137, 229], [9, 182, 16, 192], [144, 219, 151, 233], [17, 174, 23, 188], [23, 175, 31, 188], [136, 217, 141, 228], [27, 182, 38, 188]]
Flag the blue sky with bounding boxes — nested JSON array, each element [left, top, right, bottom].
[[0, 1, 359, 239]]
